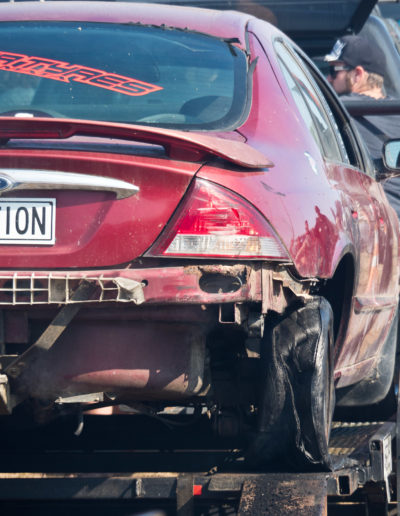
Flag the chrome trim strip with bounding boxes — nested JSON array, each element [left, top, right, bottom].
[[0, 169, 139, 200]]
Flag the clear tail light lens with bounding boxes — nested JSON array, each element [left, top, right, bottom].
[[146, 179, 290, 260]]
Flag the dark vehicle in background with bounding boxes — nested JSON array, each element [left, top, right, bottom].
[[377, 0, 400, 27], [0, 1, 397, 470], [359, 2, 400, 97]]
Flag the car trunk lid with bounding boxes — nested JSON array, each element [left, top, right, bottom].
[[0, 118, 272, 269]]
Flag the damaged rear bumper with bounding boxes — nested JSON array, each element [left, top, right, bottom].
[[0, 262, 309, 310], [0, 262, 317, 410], [0, 265, 261, 306]]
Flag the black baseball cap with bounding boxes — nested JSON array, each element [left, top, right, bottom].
[[324, 35, 386, 77]]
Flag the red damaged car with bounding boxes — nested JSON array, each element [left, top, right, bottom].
[[0, 0, 397, 469]]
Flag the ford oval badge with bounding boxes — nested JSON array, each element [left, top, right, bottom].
[[0, 176, 13, 193]]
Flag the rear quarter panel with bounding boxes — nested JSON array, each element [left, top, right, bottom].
[[200, 22, 399, 387]]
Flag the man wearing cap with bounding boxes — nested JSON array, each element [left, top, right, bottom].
[[325, 34, 400, 218]]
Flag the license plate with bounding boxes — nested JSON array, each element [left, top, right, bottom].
[[0, 198, 55, 245]]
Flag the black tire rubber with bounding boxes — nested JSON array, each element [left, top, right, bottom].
[[245, 296, 335, 470]]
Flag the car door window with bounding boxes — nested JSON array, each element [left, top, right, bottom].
[[277, 56, 321, 149], [288, 43, 374, 175], [294, 47, 373, 175], [275, 40, 348, 164]]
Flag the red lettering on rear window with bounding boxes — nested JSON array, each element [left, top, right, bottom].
[[0, 51, 163, 96]]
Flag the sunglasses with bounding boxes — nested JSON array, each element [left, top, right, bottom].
[[328, 65, 353, 79]]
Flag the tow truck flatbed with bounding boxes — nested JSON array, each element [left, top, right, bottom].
[[0, 418, 396, 515]]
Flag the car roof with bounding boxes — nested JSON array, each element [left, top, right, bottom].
[[0, 0, 379, 55], [72, 0, 376, 56], [0, 0, 252, 46]]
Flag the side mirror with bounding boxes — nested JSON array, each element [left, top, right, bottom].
[[383, 140, 400, 171]]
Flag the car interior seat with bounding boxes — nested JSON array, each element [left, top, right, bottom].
[[179, 95, 232, 123]]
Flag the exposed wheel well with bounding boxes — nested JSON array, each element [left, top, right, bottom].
[[320, 254, 355, 345]]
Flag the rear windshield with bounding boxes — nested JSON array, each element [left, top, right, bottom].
[[0, 22, 248, 129]]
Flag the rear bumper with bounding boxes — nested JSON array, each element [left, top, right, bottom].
[[0, 264, 263, 306], [0, 263, 310, 406]]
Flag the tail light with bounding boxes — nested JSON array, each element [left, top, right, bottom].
[[146, 179, 290, 260]]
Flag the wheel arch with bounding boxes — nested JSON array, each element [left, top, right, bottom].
[[320, 252, 355, 348]]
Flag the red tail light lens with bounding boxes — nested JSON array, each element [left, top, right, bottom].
[[146, 179, 290, 260]]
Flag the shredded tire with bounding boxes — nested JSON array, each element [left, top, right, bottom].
[[246, 297, 335, 470]]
